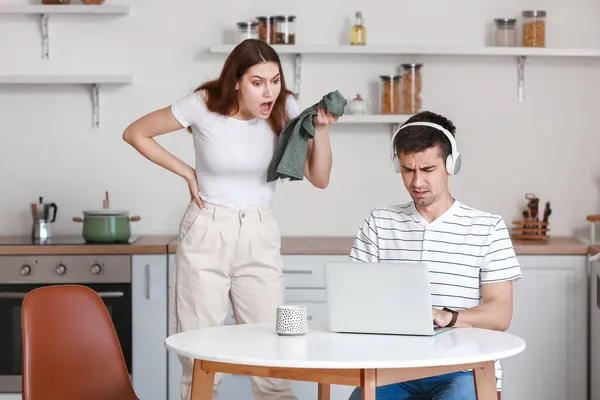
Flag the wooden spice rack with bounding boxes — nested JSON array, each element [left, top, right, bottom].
[[511, 220, 550, 240]]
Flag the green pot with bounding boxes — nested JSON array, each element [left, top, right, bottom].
[[73, 210, 141, 243]]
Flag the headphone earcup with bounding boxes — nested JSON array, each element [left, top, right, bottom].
[[393, 154, 401, 173], [445, 155, 454, 175]]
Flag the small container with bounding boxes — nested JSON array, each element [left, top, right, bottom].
[[274, 15, 296, 44], [401, 63, 423, 114], [379, 75, 401, 114], [237, 21, 259, 42], [257, 16, 275, 44], [522, 10, 546, 47], [350, 11, 366, 45], [493, 18, 518, 46], [347, 94, 370, 115]]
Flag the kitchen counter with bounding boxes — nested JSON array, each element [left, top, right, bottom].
[[168, 235, 591, 256], [0, 235, 174, 255]]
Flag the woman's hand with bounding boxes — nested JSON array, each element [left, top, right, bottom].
[[314, 107, 339, 127], [184, 168, 203, 208]]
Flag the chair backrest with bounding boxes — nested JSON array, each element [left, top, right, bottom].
[[21, 284, 137, 400]]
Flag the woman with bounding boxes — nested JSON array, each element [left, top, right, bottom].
[[122, 38, 338, 400]]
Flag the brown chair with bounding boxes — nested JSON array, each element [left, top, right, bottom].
[[21, 284, 138, 400]]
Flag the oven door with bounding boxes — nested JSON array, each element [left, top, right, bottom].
[[0, 283, 132, 393]]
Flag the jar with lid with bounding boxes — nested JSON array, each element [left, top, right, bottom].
[[493, 18, 517, 46], [237, 21, 259, 42], [274, 15, 296, 44], [522, 10, 546, 47], [401, 63, 423, 114], [379, 75, 401, 114], [257, 16, 275, 43]]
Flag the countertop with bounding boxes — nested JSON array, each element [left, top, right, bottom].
[[0, 235, 592, 256], [0, 235, 174, 255], [168, 236, 592, 256]]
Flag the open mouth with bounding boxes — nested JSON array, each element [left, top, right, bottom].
[[260, 101, 274, 115]]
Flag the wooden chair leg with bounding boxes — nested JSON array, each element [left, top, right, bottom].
[[318, 383, 330, 400], [361, 369, 376, 400], [190, 360, 215, 400], [473, 361, 497, 400]]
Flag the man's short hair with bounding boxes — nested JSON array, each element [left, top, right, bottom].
[[393, 111, 457, 160]]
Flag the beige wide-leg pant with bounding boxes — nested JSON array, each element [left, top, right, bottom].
[[171, 200, 297, 400]]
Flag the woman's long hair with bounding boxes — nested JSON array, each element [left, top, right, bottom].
[[189, 39, 295, 135]]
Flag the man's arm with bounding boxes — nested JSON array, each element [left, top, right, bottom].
[[434, 280, 514, 330], [349, 211, 379, 262], [433, 217, 523, 331]]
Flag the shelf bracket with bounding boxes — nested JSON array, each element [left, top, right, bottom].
[[293, 53, 302, 100], [91, 83, 100, 128], [40, 13, 49, 60], [390, 123, 402, 137], [517, 55, 526, 102]]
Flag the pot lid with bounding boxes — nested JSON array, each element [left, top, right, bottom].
[[83, 210, 129, 216]]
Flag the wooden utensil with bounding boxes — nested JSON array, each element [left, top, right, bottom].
[[102, 191, 110, 209]]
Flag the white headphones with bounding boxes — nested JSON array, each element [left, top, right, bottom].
[[391, 121, 462, 175]]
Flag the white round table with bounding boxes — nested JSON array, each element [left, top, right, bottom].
[[165, 323, 526, 400]]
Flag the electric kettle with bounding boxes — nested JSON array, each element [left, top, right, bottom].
[[31, 196, 58, 241]]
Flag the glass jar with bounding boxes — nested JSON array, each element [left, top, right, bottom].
[[493, 18, 517, 46], [274, 15, 296, 44], [522, 10, 546, 47], [257, 16, 275, 44], [401, 63, 423, 114], [237, 21, 259, 42], [379, 75, 401, 114]]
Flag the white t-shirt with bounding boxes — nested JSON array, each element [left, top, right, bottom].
[[349, 199, 523, 390], [170, 91, 301, 209]]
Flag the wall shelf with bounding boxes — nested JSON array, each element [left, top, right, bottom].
[[0, 4, 130, 60], [337, 114, 414, 133], [0, 74, 133, 128], [209, 44, 600, 102]]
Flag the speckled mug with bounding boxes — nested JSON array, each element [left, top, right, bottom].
[[276, 305, 308, 336]]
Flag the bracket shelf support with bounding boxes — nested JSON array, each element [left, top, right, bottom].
[[517, 55, 526, 102]]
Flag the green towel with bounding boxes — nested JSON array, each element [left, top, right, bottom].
[[267, 90, 347, 182]]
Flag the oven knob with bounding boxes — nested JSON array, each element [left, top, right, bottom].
[[20, 265, 31, 276], [55, 264, 67, 275], [91, 264, 102, 275]]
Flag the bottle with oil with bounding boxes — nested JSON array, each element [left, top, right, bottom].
[[350, 11, 366, 45]]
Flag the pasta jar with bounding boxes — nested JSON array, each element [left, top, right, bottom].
[[379, 75, 401, 114], [401, 63, 423, 114], [493, 18, 517, 46], [257, 16, 275, 43], [274, 15, 296, 44], [522, 10, 546, 47], [237, 21, 259, 42]]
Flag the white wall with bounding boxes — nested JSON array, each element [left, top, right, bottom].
[[1, 0, 599, 239]]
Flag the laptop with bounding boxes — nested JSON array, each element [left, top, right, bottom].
[[324, 261, 453, 336]]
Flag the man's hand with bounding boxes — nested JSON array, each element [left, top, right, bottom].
[[432, 307, 453, 327]]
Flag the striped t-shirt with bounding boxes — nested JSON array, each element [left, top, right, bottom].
[[349, 199, 523, 390]]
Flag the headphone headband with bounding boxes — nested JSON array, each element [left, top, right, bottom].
[[391, 121, 462, 175]]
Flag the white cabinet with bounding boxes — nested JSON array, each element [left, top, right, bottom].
[[132, 254, 168, 400], [501, 255, 587, 400], [589, 257, 600, 400]]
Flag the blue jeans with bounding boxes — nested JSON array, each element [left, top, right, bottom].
[[347, 371, 477, 400]]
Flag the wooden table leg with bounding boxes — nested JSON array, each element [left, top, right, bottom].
[[361, 369, 376, 400], [473, 361, 497, 400], [318, 383, 330, 400], [190, 360, 215, 400]]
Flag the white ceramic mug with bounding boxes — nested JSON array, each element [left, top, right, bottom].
[[276, 305, 308, 336]]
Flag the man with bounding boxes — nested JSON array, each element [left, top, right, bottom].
[[347, 111, 522, 400]]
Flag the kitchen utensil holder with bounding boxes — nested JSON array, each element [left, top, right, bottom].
[[511, 220, 550, 240]]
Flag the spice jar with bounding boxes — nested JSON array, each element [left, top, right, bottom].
[[237, 21, 259, 42], [379, 75, 401, 114], [493, 18, 517, 46], [42, 0, 71, 3], [274, 15, 296, 44], [522, 10, 546, 47], [257, 16, 275, 44], [401, 63, 423, 114]]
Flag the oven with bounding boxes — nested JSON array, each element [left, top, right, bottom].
[[0, 254, 132, 393]]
